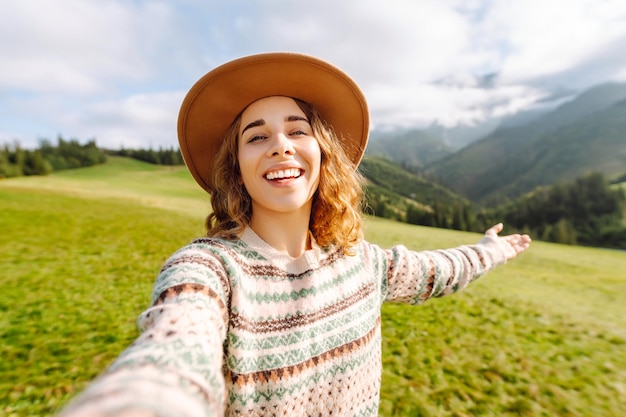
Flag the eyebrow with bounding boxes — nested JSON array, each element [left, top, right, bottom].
[[241, 115, 310, 136], [241, 119, 264, 136], [287, 115, 309, 123]]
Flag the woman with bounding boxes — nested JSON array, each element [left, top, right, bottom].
[[60, 52, 531, 417]]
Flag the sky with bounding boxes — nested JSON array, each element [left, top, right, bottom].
[[2, 0, 626, 150]]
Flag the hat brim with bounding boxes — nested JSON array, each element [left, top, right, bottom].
[[177, 52, 370, 193]]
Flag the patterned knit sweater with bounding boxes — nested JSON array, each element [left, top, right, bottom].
[[60, 227, 508, 417]]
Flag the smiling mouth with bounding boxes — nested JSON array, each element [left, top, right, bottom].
[[265, 168, 303, 180]]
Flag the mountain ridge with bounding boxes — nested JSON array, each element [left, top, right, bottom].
[[368, 82, 626, 205]]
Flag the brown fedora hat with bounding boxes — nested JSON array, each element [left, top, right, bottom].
[[177, 52, 370, 193]]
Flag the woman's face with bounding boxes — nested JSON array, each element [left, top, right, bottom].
[[237, 96, 321, 218]]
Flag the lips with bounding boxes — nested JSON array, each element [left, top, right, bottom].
[[264, 168, 303, 180]]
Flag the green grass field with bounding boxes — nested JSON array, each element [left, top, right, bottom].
[[1, 157, 625, 417]]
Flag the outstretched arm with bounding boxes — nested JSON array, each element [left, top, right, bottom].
[[58, 242, 231, 417], [381, 223, 531, 304]]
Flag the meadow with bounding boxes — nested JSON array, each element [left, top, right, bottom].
[[1, 157, 625, 417]]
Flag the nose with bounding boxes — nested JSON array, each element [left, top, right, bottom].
[[267, 133, 295, 157]]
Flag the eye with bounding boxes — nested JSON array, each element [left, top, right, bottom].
[[288, 124, 312, 137], [247, 134, 267, 143]]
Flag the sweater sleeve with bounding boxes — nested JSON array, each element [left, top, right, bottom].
[[381, 234, 509, 304], [59, 242, 231, 417]]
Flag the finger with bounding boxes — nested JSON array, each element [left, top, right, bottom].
[[486, 223, 503, 236]]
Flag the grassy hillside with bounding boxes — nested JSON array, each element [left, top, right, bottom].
[[1, 156, 211, 219], [2, 159, 626, 417], [359, 156, 467, 220]]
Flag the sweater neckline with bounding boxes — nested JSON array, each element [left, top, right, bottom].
[[240, 227, 324, 268]]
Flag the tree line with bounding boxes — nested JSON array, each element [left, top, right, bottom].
[[107, 147, 184, 166], [398, 172, 626, 249], [0, 138, 184, 178], [0, 137, 107, 178]]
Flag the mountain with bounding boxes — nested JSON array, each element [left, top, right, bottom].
[[425, 82, 626, 205], [486, 99, 626, 203], [365, 129, 453, 170], [423, 119, 502, 150]]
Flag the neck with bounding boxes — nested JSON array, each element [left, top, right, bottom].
[[248, 206, 312, 258]]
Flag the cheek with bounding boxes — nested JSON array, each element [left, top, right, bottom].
[[311, 145, 322, 177], [309, 157, 322, 190], [237, 151, 265, 195], [237, 145, 254, 174], [307, 138, 322, 163]]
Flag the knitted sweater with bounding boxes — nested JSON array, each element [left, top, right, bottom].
[[60, 228, 508, 417]]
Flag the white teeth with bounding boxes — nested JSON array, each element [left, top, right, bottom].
[[266, 169, 301, 180]]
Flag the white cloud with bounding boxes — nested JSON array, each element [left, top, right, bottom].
[[0, 0, 185, 148], [1, 1, 131, 94], [368, 81, 546, 129], [77, 92, 184, 149], [226, 0, 474, 83], [1, 89, 182, 149], [484, 0, 626, 86], [29, 91, 184, 150]]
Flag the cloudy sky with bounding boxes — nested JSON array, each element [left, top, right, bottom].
[[2, 0, 626, 149]]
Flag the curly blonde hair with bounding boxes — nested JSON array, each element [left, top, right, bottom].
[[206, 98, 365, 253]]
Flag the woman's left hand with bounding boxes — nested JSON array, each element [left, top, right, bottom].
[[483, 223, 532, 260]]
